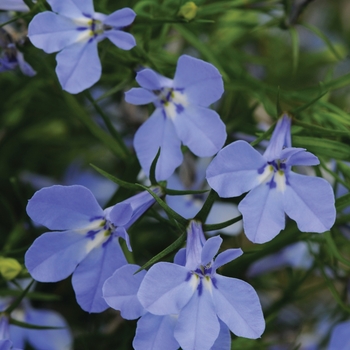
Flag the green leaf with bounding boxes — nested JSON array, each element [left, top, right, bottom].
[[194, 190, 218, 223], [289, 27, 299, 74], [164, 188, 209, 195], [10, 318, 64, 330], [90, 164, 141, 191], [291, 91, 328, 115], [203, 215, 242, 231], [5, 279, 34, 314], [149, 148, 161, 185], [250, 122, 275, 147], [335, 192, 350, 212], [135, 232, 186, 273], [293, 119, 350, 137], [276, 86, 282, 118], [324, 231, 350, 268], [136, 184, 188, 226]]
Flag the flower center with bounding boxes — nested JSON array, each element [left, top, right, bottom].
[[257, 160, 288, 192], [154, 87, 188, 119]]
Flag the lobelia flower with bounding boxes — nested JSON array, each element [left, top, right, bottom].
[[328, 320, 350, 350], [0, 0, 29, 12], [25, 184, 159, 313], [136, 220, 265, 350], [125, 54, 227, 181], [103, 262, 230, 350], [28, 0, 136, 93], [206, 114, 336, 244], [0, 28, 36, 76], [0, 316, 21, 350]]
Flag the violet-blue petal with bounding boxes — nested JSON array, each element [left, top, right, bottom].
[[206, 141, 266, 197], [201, 236, 222, 266], [173, 106, 226, 157], [185, 221, 206, 270], [135, 69, 163, 90], [211, 320, 231, 350], [280, 148, 319, 166], [174, 283, 220, 350], [239, 184, 285, 243], [26, 185, 103, 230], [212, 248, 243, 271], [72, 238, 127, 313], [25, 231, 89, 282], [125, 88, 157, 105], [263, 115, 291, 161], [104, 30, 136, 50], [22, 309, 72, 350], [173, 55, 224, 107], [47, 0, 94, 18], [174, 248, 186, 266], [16, 51, 36, 77], [328, 320, 350, 350], [103, 264, 146, 320], [0, 0, 29, 11], [213, 275, 265, 339], [283, 172, 336, 232], [56, 40, 101, 94], [166, 194, 201, 219], [206, 202, 242, 236], [0, 340, 16, 350], [133, 313, 179, 350], [108, 203, 133, 226], [137, 262, 196, 315], [134, 108, 183, 181], [115, 226, 132, 251], [28, 12, 81, 53], [103, 8, 136, 27]]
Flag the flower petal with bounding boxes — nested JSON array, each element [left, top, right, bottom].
[[211, 320, 231, 350], [103, 264, 146, 320], [28, 12, 82, 53], [173, 55, 224, 107], [239, 184, 285, 244], [283, 172, 336, 232], [26, 185, 103, 230], [104, 30, 136, 50], [125, 88, 157, 105], [72, 238, 127, 313], [206, 141, 266, 198], [108, 203, 133, 226], [137, 262, 195, 315], [212, 248, 243, 271], [213, 275, 265, 339], [103, 8, 136, 28], [174, 280, 220, 350], [16, 51, 36, 77], [25, 231, 89, 282], [134, 108, 183, 181], [201, 236, 222, 266], [328, 320, 350, 350], [56, 40, 101, 94], [173, 106, 226, 157], [133, 313, 179, 350], [135, 69, 163, 90], [47, 0, 94, 18]]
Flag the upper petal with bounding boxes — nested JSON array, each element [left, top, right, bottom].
[[137, 262, 196, 315], [24, 231, 89, 282], [280, 147, 319, 166], [125, 87, 157, 105], [26, 185, 103, 230], [201, 236, 223, 266], [28, 12, 82, 53], [72, 237, 127, 313], [213, 275, 265, 339], [239, 183, 285, 244], [134, 109, 183, 181], [172, 106, 226, 157], [211, 319, 231, 350], [56, 40, 101, 94], [283, 172, 336, 233], [206, 141, 266, 198], [47, 0, 94, 18], [212, 248, 243, 270], [103, 264, 146, 320], [173, 55, 224, 107], [103, 8, 136, 28], [104, 30, 136, 50], [135, 69, 163, 90]]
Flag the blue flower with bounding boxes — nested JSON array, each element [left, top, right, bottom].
[[25, 185, 158, 313], [0, 28, 36, 76], [0, 316, 21, 350], [28, 0, 136, 93], [125, 54, 227, 181], [328, 320, 350, 350], [136, 221, 265, 350], [206, 114, 336, 243]]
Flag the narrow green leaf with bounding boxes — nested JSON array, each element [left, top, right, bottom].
[[203, 215, 242, 231], [194, 190, 218, 223], [5, 279, 34, 314], [291, 91, 328, 115], [90, 164, 141, 191], [293, 119, 350, 137], [302, 23, 343, 61], [149, 148, 161, 185], [324, 231, 350, 268], [276, 86, 282, 118], [10, 318, 64, 330], [135, 232, 186, 273], [164, 188, 209, 195], [136, 184, 188, 226], [289, 27, 299, 74], [335, 192, 350, 212], [250, 122, 275, 147]]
